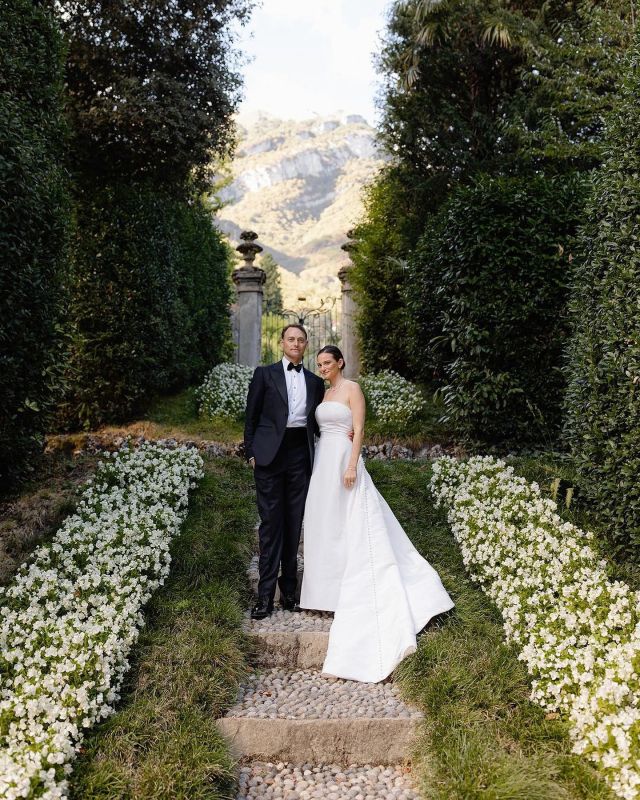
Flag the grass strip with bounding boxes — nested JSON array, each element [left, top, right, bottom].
[[142, 388, 245, 443], [367, 460, 615, 800], [69, 457, 256, 800]]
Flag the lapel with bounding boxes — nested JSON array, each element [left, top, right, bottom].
[[270, 361, 288, 409], [303, 367, 316, 417]]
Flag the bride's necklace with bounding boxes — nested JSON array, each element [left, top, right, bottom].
[[327, 379, 345, 393]]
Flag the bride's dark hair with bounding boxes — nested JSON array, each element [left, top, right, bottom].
[[317, 344, 345, 371]]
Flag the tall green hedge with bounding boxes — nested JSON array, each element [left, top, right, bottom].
[[58, 184, 232, 429], [405, 174, 587, 448], [563, 32, 640, 557], [350, 165, 431, 375], [0, 0, 68, 488]]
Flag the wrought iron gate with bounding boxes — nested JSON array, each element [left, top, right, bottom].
[[261, 298, 340, 371]]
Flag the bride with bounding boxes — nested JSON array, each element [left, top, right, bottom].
[[299, 345, 454, 683]]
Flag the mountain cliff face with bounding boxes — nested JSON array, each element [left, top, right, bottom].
[[215, 113, 385, 307]]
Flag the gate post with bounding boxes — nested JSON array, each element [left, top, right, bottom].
[[232, 231, 265, 369], [338, 233, 361, 380]]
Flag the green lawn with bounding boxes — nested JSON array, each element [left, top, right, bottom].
[[70, 458, 256, 800], [367, 460, 614, 800], [141, 388, 245, 442], [68, 454, 617, 799]]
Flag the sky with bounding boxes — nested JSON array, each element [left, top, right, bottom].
[[236, 0, 392, 124]]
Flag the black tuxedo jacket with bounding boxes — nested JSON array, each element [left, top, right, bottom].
[[244, 361, 325, 468]]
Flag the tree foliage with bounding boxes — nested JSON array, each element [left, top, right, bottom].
[[260, 252, 283, 314], [502, 0, 633, 174], [350, 165, 429, 375], [58, 185, 233, 429], [406, 174, 586, 447], [378, 0, 536, 197], [0, 0, 68, 488], [564, 28, 640, 556], [353, 0, 633, 405], [59, 0, 253, 189]]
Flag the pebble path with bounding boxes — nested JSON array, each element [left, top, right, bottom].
[[238, 762, 421, 800], [227, 669, 422, 720], [245, 609, 333, 634], [218, 528, 423, 798]]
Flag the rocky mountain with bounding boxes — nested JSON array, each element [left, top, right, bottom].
[[214, 112, 385, 307]]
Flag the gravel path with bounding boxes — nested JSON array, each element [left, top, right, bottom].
[[245, 609, 333, 633], [237, 762, 421, 800], [226, 669, 423, 720]]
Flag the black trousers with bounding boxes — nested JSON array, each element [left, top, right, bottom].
[[254, 427, 311, 601]]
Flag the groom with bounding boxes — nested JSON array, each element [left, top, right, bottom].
[[244, 324, 325, 619]]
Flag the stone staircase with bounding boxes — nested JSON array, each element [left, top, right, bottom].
[[216, 527, 423, 799]]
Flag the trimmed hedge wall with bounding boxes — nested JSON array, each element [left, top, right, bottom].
[[349, 165, 431, 376], [405, 174, 587, 448], [0, 0, 68, 488], [563, 33, 640, 556], [58, 184, 232, 429]]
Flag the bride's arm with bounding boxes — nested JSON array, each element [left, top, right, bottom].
[[344, 382, 365, 489]]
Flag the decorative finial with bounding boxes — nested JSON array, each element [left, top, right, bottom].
[[236, 230, 263, 267]]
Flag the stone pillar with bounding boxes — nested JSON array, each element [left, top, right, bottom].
[[338, 255, 361, 380], [232, 231, 265, 369]]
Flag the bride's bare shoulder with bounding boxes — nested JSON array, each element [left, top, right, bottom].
[[345, 380, 364, 396]]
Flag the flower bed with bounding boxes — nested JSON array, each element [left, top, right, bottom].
[[196, 362, 254, 420], [430, 455, 640, 800], [359, 370, 425, 425], [0, 443, 203, 799]]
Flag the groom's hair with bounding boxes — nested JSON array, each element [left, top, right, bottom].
[[281, 323, 308, 340]]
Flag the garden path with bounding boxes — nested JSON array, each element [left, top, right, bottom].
[[216, 525, 424, 799]]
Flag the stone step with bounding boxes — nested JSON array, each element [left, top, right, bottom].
[[245, 610, 333, 669], [217, 669, 422, 764], [237, 761, 421, 800], [251, 630, 330, 670], [218, 717, 421, 765]]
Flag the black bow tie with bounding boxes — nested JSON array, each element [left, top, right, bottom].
[[287, 362, 302, 373]]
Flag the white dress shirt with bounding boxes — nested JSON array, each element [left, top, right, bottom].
[[282, 356, 307, 427]]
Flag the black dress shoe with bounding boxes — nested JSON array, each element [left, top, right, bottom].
[[281, 594, 301, 612], [250, 597, 273, 620]]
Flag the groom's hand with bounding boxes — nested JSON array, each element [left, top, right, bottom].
[[348, 430, 354, 441], [248, 457, 256, 469]]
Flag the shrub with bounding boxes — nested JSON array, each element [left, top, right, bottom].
[[197, 363, 253, 420], [405, 174, 587, 448], [0, 0, 68, 488], [359, 370, 425, 426], [58, 185, 232, 429], [563, 30, 640, 557], [431, 455, 640, 800]]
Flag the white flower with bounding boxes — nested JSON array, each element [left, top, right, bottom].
[[0, 443, 203, 798], [196, 362, 253, 420], [430, 454, 640, 799], [359, 370, 425, 425]]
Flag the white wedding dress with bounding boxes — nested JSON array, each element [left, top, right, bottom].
[[299, 401, 454, 683]]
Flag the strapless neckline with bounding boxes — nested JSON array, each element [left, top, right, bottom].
[[320, 400, 351, 411]]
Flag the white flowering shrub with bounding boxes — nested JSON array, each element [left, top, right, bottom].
[[0, 443, 203, 799], [431, 455, 640, 800], [359, 370, 425, 425], [196, 362, 253, 420]]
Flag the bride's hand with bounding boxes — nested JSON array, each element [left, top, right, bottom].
[[343, 466, 356, 489]]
